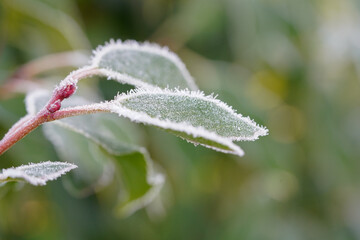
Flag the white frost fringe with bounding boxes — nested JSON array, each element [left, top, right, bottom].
[[113, 87, 269, 141], [0, 161, 77, 186]]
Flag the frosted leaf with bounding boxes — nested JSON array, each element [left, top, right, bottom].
[[108, 88, 268, 156], [91, 40, 198, 90], [0, 161, 77, 186], [113, 88, 268, 141]]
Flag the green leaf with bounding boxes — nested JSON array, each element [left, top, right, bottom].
[[109, 151, 164, 217], [108, 88, 268, 156], [0, 161, 77, 186], [26, 91, 164, 216], [91, 40, 198, 90]]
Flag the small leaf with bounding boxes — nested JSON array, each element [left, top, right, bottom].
[[108, 88, 268, 156], [0, 161, 77, 186], [91, 40, 198, 90]]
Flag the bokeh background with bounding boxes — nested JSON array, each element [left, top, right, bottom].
[[1, 0, 360, 239]]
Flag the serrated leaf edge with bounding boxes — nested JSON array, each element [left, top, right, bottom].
[[0, 161, 77, 186]]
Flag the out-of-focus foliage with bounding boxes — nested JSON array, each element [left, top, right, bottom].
[[0, 0, 360, 239]]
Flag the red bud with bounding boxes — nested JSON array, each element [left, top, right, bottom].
[[60, 84, 76, 99], [47, 100, 61, 113]]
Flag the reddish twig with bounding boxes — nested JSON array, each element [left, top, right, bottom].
[[0, 66, 103, 156]]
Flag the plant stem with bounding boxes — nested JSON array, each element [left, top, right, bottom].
[[0, 66, 104, 156], [0, 104, 108, 156], [0, 111, 46, 155], [51, 104, 108, 120]]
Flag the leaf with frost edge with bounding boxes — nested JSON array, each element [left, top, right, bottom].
[[90, 39, 198, 90], [112, 88, 269, 141], [0, 161, 77, 186], [105, 88, 268, 156]]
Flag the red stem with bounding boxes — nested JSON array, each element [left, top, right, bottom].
[[0, 66, 103, 156], [0, 111, 45, 155]]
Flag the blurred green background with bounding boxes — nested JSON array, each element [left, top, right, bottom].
[[1, 0, 360, 239]]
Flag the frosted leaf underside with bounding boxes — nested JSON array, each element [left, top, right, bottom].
[[0, 161, 77, 186], [92, 40, 197, 90]]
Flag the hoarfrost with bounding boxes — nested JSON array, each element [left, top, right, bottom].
[[0, 161, 77, 186]]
